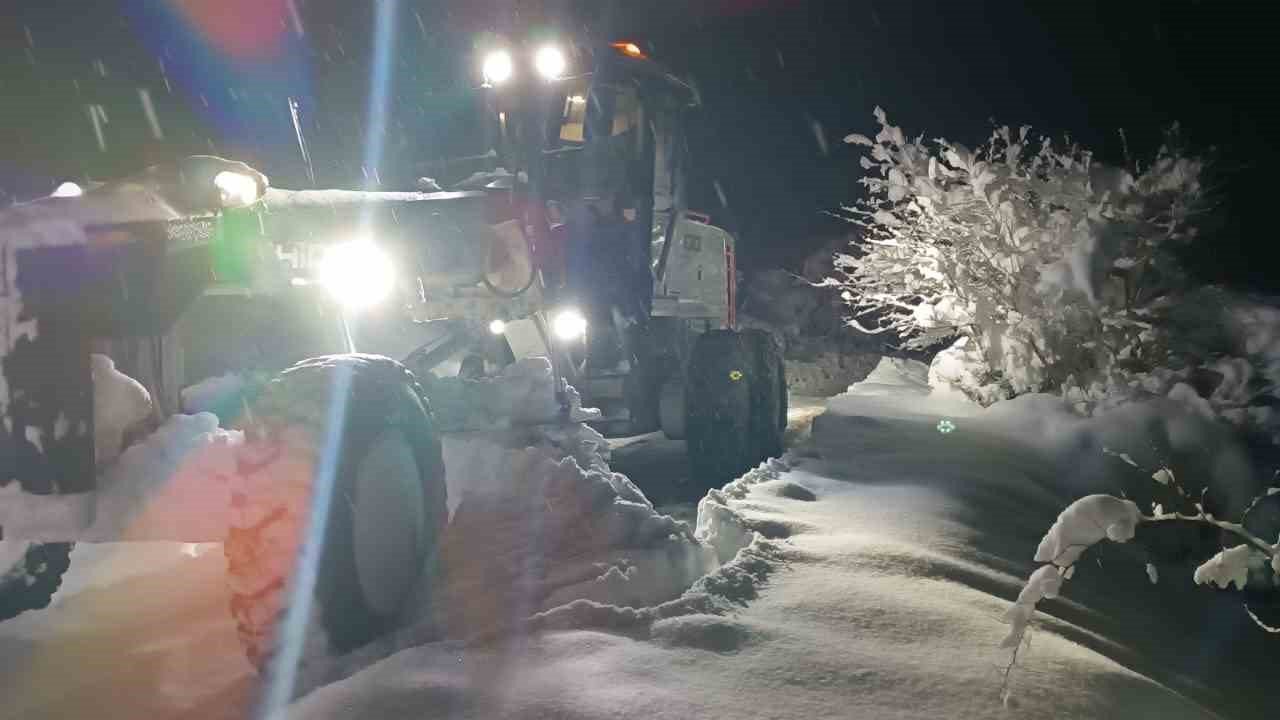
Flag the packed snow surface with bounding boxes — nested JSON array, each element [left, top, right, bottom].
[[3, 358, 1276, 719]]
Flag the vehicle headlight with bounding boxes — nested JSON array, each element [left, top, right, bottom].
[[213, 170, 262, 207], [551, 308, 587, 341], [482, 49, 514, 85], [534, 45, 566, 80], [318, 238, 395, 310], [488, 318, 507, 335]]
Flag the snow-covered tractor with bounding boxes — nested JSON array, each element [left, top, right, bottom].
[[0, 38, 784, 675]]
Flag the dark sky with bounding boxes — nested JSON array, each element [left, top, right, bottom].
[[1, 0, 1275, 281]]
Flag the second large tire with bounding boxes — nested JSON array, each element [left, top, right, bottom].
[[684, 331, 756, 489], [0, 541, 73, 622], [224, 354, 446, 675], [742, 329, 787, 460]]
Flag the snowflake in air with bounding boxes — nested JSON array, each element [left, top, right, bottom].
[[937, 419, 956, 434]]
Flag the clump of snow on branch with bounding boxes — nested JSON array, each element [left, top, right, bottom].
[[1034, 494, 1142, 566], [1193, 544, 1253, 591], [1002, 495, 1141, 649], [831, 108, 1212, 408], [1001, 564, 1065, 649]]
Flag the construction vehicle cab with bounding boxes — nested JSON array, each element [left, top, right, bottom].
[[460, 37, 769, 440]]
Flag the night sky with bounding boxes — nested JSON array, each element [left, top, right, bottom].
[[1, 0, 1275, 282]]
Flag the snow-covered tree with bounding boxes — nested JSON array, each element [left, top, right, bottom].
[[830, 109, 1209, 406]]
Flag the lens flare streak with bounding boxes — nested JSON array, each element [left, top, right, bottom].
[[255, 364, 354, 720]]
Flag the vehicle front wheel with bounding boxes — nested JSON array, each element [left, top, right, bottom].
[[224, 354, 446, 680], [742, 329, 787, 460], [684, 330, 756, 491]]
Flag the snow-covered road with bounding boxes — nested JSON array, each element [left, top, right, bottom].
[[2, 362, 1273, 719]]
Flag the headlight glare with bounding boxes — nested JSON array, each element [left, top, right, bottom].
[[552, 308, 587, 341], [318, 238, 395, 310], [482, 50, 514, 85], [534, 45, 567, 80]]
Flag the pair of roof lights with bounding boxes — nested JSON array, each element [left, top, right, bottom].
[[482, 45, 566, 85]]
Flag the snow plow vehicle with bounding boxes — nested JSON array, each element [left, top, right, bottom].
[[0, 37, 784, 678]]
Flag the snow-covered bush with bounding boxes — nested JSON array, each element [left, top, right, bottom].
[[830, 108, 1209, 406], [1004, 458, 1280, 690]]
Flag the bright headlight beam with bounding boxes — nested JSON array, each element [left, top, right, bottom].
[[318, 239, 395, 310], [488, 319, 507, 335], [534, 45, 566, 80], [552, 308, 587, 341], [482, 50, 513, 85], [214, 170, 261, 207]]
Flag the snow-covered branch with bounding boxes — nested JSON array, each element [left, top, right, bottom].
[[1004, 464, 1280, 658]]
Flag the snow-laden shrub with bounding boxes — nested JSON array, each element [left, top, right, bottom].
[[830, 108, 1208, 406], [1053, 286, 1280, 445], [1003, 458, 1280, 698]]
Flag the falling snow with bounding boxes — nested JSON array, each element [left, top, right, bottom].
[[138, 88, 163, 140], [86, 103, 107, 151]]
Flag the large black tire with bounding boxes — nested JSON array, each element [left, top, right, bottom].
[[0, 541, 73, 621], [224, 354, 446, 674], [742, 329, 787, 459], [685, 331, 756, 489]]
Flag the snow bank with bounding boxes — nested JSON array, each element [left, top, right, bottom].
[[0, 482, 93, 541], [696, 456, 796, 564], [437, 419, 715, 620], [81, 413, 242, 542], [285, 399, 719, 696], [0, 412, 241, 542]]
